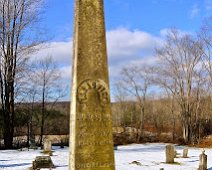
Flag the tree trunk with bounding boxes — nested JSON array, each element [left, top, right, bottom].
[[183, 123, 191, 144], [3, 83, 15, 149], [39, 102, 44, 146], [39, 85, 45, 146], [39, 112, 45, 146], [3, 121, 13, 149], [3, 110, 14, 149], [137, 106, 144, 143], [27, 120, 30, 147], [172, 118, 176, 141]]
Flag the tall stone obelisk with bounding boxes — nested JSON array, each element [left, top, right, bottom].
[[69, 0, 115, 169]]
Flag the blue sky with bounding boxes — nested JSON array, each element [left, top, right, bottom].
[[34, 0, 212, 101], [44, 0, 212, 38]]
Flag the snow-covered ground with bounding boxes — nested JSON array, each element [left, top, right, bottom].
[[0, 143, 211, 170]]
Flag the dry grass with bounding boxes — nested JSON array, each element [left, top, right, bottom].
[[193, 135, 212, 148]]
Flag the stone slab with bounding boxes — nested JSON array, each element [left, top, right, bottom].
[[69, 0, 115, 169]]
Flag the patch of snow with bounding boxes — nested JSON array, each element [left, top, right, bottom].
[[0, 143, 211, 170]]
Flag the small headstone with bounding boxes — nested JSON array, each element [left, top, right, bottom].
[[183, 148, 188, 158], [32, 156, 54, 169], [199, 150, 207, 170], [44, 140, 52, 152], [166, 145, 175, 163], [160, 168, 164, 170]]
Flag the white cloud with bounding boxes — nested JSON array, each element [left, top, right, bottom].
[[109, 55, 158, 80], [31, 28, 163, 80], [30, 40, 73, 64], [59, 65, 72, 80], [106, 28, 164, 80], [30, 27, 167, 100], [129, 56, 159, 66], [160, 28, 192, 37], [190, 4, 200, 18], [107, 28, 163, 61]]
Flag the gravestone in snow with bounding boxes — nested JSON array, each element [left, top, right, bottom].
[[69, 0, 115, 169], [183, 148, 188, 158], [32, 156, 54, 169], [44, 140, 52, 152], [199, 150, 207, 170], [165, 145, 175, 163]]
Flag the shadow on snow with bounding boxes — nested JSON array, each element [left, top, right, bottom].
[[0, 163, 31, 168]]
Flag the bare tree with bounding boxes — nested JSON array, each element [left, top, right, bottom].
[[0, 0, 44, 148], [118, 65, 150, 142], [154, 29, 205, 144], [195, 18, 212, 142], [198, 19, 212, 89], [113, 82, 136, 127], [164, 88, 178, 141], [30, 56, 65, 146]]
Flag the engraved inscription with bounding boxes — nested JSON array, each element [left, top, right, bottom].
[[78, 131, 111, 137], [78, 140, 113, 146], [76, 162, 114, 169], [77, 112, 110, 121], [77, 79, 109, 105], [70, 0, 115, 169]]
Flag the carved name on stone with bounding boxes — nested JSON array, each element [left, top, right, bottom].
[[77, 79, 109, 105], [69, 0, 115, 169]]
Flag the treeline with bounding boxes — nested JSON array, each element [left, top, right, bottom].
[[114, 22, 212, 144], [0, 102, 69, 149], [112, 99, 212, 144], [0, 97, 211, 149]]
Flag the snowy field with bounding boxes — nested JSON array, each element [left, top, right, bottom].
[[0, 143, 211, 170]]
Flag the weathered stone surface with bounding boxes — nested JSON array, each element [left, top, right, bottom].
[[199, 151, 207, 170], [69, 0, 115, 169], [183, 148, 188, 158], [32, 156, 54, 169], [165, 145, 175, 163], [44, 140, 52, 152]]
